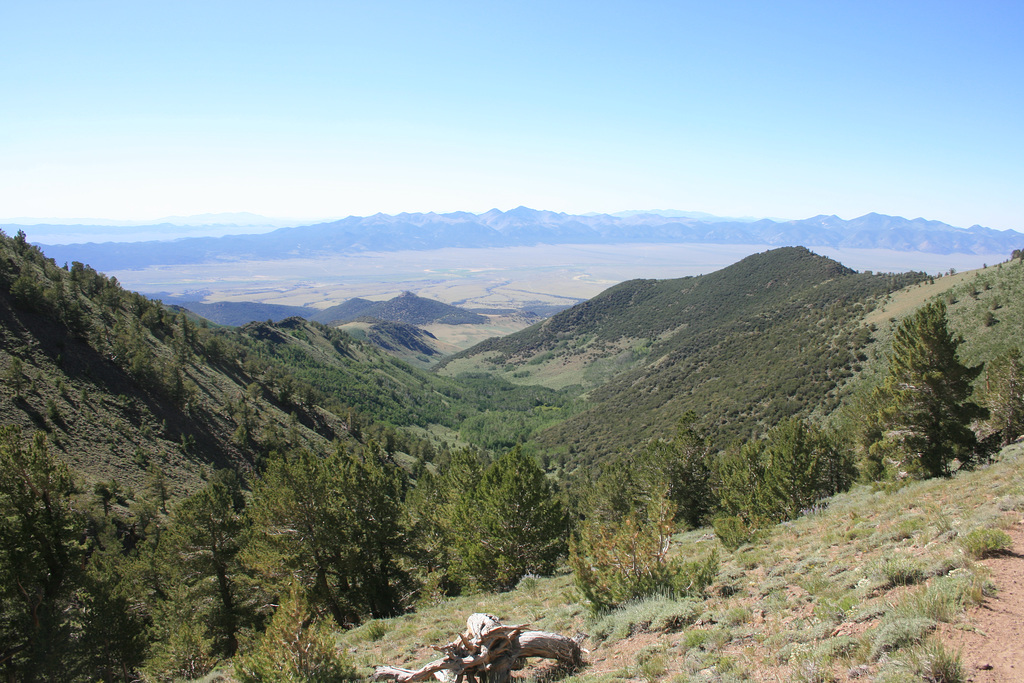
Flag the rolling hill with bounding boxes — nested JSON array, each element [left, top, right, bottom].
[[315, 291, 487, 325]]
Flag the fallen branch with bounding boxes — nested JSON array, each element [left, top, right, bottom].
[[372, 613, 585, 683]]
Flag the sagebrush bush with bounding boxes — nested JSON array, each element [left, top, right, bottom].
[[588, 594, 702, 643], [896, 568, 992, 624], [870, 617, 936, 660]]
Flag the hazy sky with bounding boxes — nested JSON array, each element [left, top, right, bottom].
[[2, 1, 1022, 229]]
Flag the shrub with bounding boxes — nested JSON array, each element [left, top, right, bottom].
[[876, 556, 925, 588], [364, 620, 388, 642], [959, 528, 1012, 559], [234, 587, 356, 683], [589, 595, 702, 643], [791, 653, 835, 683], [572, 490, 718, 611], [143, 621, 216, 683], [811, 635, 863, 662], [713, 515, 757, 550], [870, 617, 936, 660], [905, 638, 964, 683], [896, 569, 991, 624]]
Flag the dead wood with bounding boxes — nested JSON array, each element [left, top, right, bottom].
[[372, 613, 585, 683]]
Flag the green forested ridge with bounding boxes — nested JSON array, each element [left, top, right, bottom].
[[444, 247, 929, 467], [3, 227, 1024, 682], [316, 291, 488, 326]]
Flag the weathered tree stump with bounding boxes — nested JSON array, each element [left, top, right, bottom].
[[372, 613, 585, 683]]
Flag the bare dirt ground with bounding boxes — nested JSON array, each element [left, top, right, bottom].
[[943, 521, 1024, 682]]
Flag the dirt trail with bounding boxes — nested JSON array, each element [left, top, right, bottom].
[[943, 521, 1024, 682]]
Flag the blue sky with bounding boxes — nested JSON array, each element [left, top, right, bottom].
[[2, 1, 1022, 229]]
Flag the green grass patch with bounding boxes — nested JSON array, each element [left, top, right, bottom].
[[959, 527, 1013, 559]]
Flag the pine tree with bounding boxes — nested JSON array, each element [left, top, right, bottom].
[[868, 301, 987, 477], [403, 447, 483, 599], [0, 427, 86, 680], [985, 348, 1024, 446], [160, 470, 249, 657], [234, 583, 355, 683], [244, 444, 407, 624], [761, 418, 854, 516], [711, 418, 854, 548], [453, 446, 566, 591], [644, 412, 714, 528]]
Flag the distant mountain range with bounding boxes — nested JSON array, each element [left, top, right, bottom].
[[26, 207, 1024, 272], [5, 212, 307, 244]]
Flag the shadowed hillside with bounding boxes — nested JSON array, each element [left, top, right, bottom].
[[0, 231, 563, 493]]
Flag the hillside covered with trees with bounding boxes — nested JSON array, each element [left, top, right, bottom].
[[3, 228, 1024, 681], [441, 247, 931, 466]]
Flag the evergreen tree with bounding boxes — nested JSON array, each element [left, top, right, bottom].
[[644, 412, 714, 528], [985, 348, 1024, 446], [453, 446, 566, 591], [234, 583, 355, 683], [578, 413, 713, 530], [570, 477, 718, 611], [761, 418, 854, 517], [244, 444, 407, 624], [159, 470, 249, 657], [712, 418, 854, 548], [77, 541, 150, 682], [868, 301, 987, 477], [713, 439, 776, 527], [0, 427, 86, 681], [403, 448, 483, 598]]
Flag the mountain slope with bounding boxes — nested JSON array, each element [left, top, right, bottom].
[[337, 441, 1024, 682], [440, 247, 929, 468], [0, 231, 571, 494], [160, 292, 486, 328], [0, 233, 355, 495]]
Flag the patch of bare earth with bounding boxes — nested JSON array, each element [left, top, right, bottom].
[[942, 521, 1024, 682]]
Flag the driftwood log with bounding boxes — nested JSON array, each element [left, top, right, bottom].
[[372, 613, 585, 683]]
